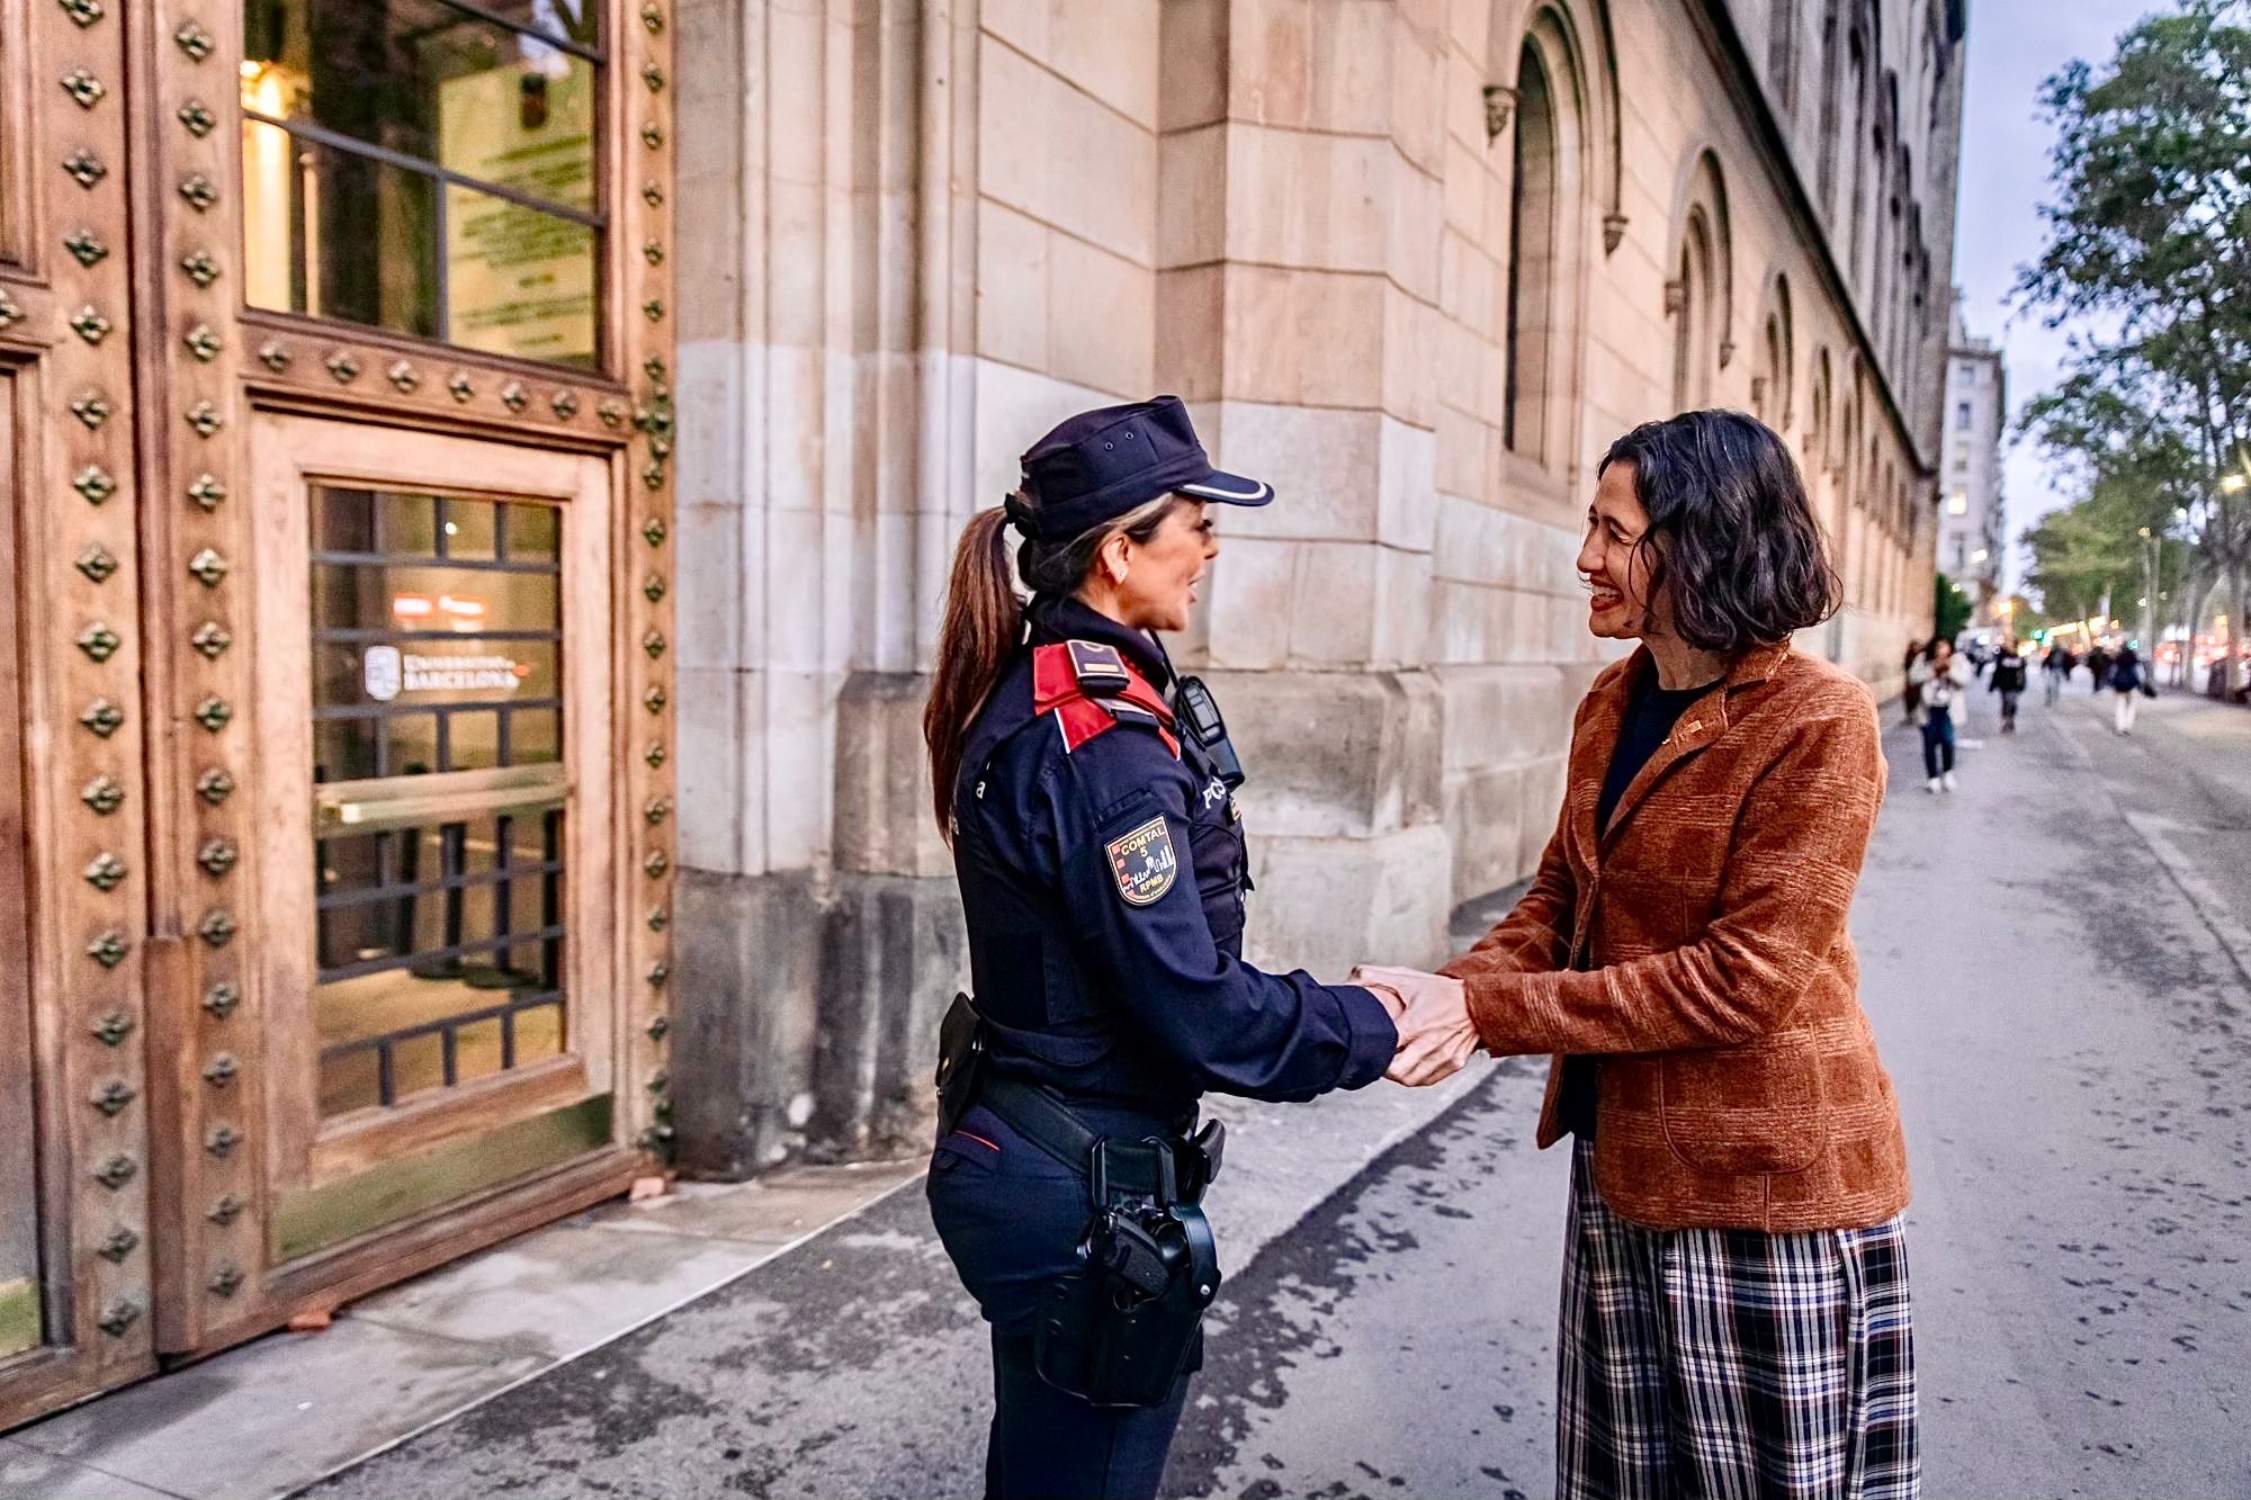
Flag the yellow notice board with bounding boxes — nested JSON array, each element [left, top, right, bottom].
[[439, 63, 597, 365]]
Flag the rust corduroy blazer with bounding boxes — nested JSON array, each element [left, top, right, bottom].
[[1441, 641, 1909, 1232]]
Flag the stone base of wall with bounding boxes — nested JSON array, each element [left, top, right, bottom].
[[672, 866, 963, 1180]]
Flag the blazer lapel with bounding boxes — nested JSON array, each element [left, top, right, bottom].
[[1595, 638, 1794, 848], [1598, 687, 1728, 848]]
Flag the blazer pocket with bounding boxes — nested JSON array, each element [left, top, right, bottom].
[[1658, 1032, 1828, 1175]]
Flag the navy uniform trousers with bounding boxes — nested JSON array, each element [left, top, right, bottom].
[[927, 1101, 1193, 1500]]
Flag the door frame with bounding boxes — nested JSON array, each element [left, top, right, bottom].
[[248, 414, 624, 1249]]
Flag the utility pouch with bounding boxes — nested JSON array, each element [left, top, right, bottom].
[[1033, 1190, 1221, 1408], [934, 992, 988, 1140]]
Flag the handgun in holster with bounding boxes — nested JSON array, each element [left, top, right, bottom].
[[1032, 1134, 1224, 1408]]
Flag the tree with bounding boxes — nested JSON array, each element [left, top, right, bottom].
[[2018, 472, 2187, 626], [1934, 573, 1973, 644], [2015, 0, 2251, 691]]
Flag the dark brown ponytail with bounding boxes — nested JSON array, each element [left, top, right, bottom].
[[924, 506, 1021, 836]]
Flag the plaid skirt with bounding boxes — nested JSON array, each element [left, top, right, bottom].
[[1557, 1139, 1919, 1500]]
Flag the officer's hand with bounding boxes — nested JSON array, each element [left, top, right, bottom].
[[1352, 965, 1477, 1087], [1362, 982, 1409, 1024]]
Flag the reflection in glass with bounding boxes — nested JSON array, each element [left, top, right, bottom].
[[309, 485, 569, 1116], [243, 122, 441, 340], [240, 0, 600, 366], [444, 183, 597, 365]]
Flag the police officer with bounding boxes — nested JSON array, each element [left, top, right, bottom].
[[921, 397, 1410, 1499]]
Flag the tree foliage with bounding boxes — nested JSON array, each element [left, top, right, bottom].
[[2014, 0, 2251, 678], [1933, 573, 1973, 644]]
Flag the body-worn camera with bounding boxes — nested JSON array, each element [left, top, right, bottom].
[[1175, 675, 1244, 789]]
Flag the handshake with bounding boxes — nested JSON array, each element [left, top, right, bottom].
[[1352, 965, 1480, 1088]]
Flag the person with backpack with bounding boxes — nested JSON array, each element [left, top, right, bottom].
[[2041, 644, 2069, 707], [2086, 643, 2112, 696], [1990, 637, 2028, 733], [1908, 637, 1971, 792], [2110, 643, 2152, 734]]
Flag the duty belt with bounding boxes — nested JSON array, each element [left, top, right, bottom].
[[978, 1075, 1224, 1206]]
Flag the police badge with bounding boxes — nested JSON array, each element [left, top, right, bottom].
[[1105, 815, 1178, 907]]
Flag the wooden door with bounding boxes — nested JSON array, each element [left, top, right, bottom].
[[0, 0, 161, 1424], [213, 413, 637, 1310]]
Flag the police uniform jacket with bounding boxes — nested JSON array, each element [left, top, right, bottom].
[[952, 594, 1396, 1118]]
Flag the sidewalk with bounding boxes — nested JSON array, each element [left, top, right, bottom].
[[0, 1162, 927, 1500], [2, 1022, 1488, 1500]]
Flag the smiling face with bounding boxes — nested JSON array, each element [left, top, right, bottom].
[[1578, 461, 1670, 642], [1103, 498, 1218, 634]]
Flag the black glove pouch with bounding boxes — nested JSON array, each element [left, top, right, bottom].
[[934, 992, 987, 1140]]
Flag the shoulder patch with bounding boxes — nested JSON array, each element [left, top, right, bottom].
[[1104, 815, 1178, 907]]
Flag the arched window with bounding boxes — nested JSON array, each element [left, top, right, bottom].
[[1494, 6, 1592, 473], [1771, 0, 1799, 115], [1667, 152, 1732, 414], [1809, 346, 1833, 474], [1753, 274, 1795, 431], [1673, 214, 1716, 411], [1816, 1, 1843, 215], [1846, 35, 1868, 282], [1505, 42, 1558, 462]]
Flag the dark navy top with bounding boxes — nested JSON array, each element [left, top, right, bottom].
[[950, 594, 1397, 1118], [1596, 670, 1711, 834]]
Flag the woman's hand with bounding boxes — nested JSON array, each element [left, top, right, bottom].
[[1352, 964, 1479, 1086]]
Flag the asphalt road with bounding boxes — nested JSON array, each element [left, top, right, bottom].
[[309, 677, 2251, 1499]]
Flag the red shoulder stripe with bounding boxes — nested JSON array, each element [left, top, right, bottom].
[[1032, 641, 1181, 757], [1031, 644, 1079, 713], [1049, 698, 1119, 753]]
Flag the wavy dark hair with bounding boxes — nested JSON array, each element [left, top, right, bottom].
[[1598, 409, 1843, 654]]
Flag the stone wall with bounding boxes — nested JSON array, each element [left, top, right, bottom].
[[667, 0, 1965, 1174]]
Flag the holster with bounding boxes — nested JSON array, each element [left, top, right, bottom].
[[1033, 1186, 1221, 1409], [938, 1009, 1227, 1408], [934, 992, 987, 1140]]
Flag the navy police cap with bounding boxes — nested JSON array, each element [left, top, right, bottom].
[[1008, 396, 1274, 541]]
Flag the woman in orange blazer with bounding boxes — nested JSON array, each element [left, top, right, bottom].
[[1372, 410, 1915, 1500]]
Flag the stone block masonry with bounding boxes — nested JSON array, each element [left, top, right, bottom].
[[665, 0, 1966, 1173]]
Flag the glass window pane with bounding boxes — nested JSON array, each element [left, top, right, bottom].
[[244, 122, 440, 340], [507, 499, 560, 561], [444, 183, 597, 367], [314, 806, 569, 1115], [242, 0, 597, 207], [436, 496, 498, 560], [473, 0, 601, 50], [504, 706, 563, 767], [241, 0, 601, 367], [310, 485, 570, 1117], [445, 709, 502, 772]]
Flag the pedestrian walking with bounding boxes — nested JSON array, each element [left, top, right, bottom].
[[1899, 638, 1926, 727], [2042, 643, 2069, 707], [920, 397, 1443, 1500], [1990, 636, 2028, 734], [2109, 642, 2151, 734], [2086, 643, 2112, 695], [1908, 637, 1970, 792], [1361, 410, 1919, 1500]]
